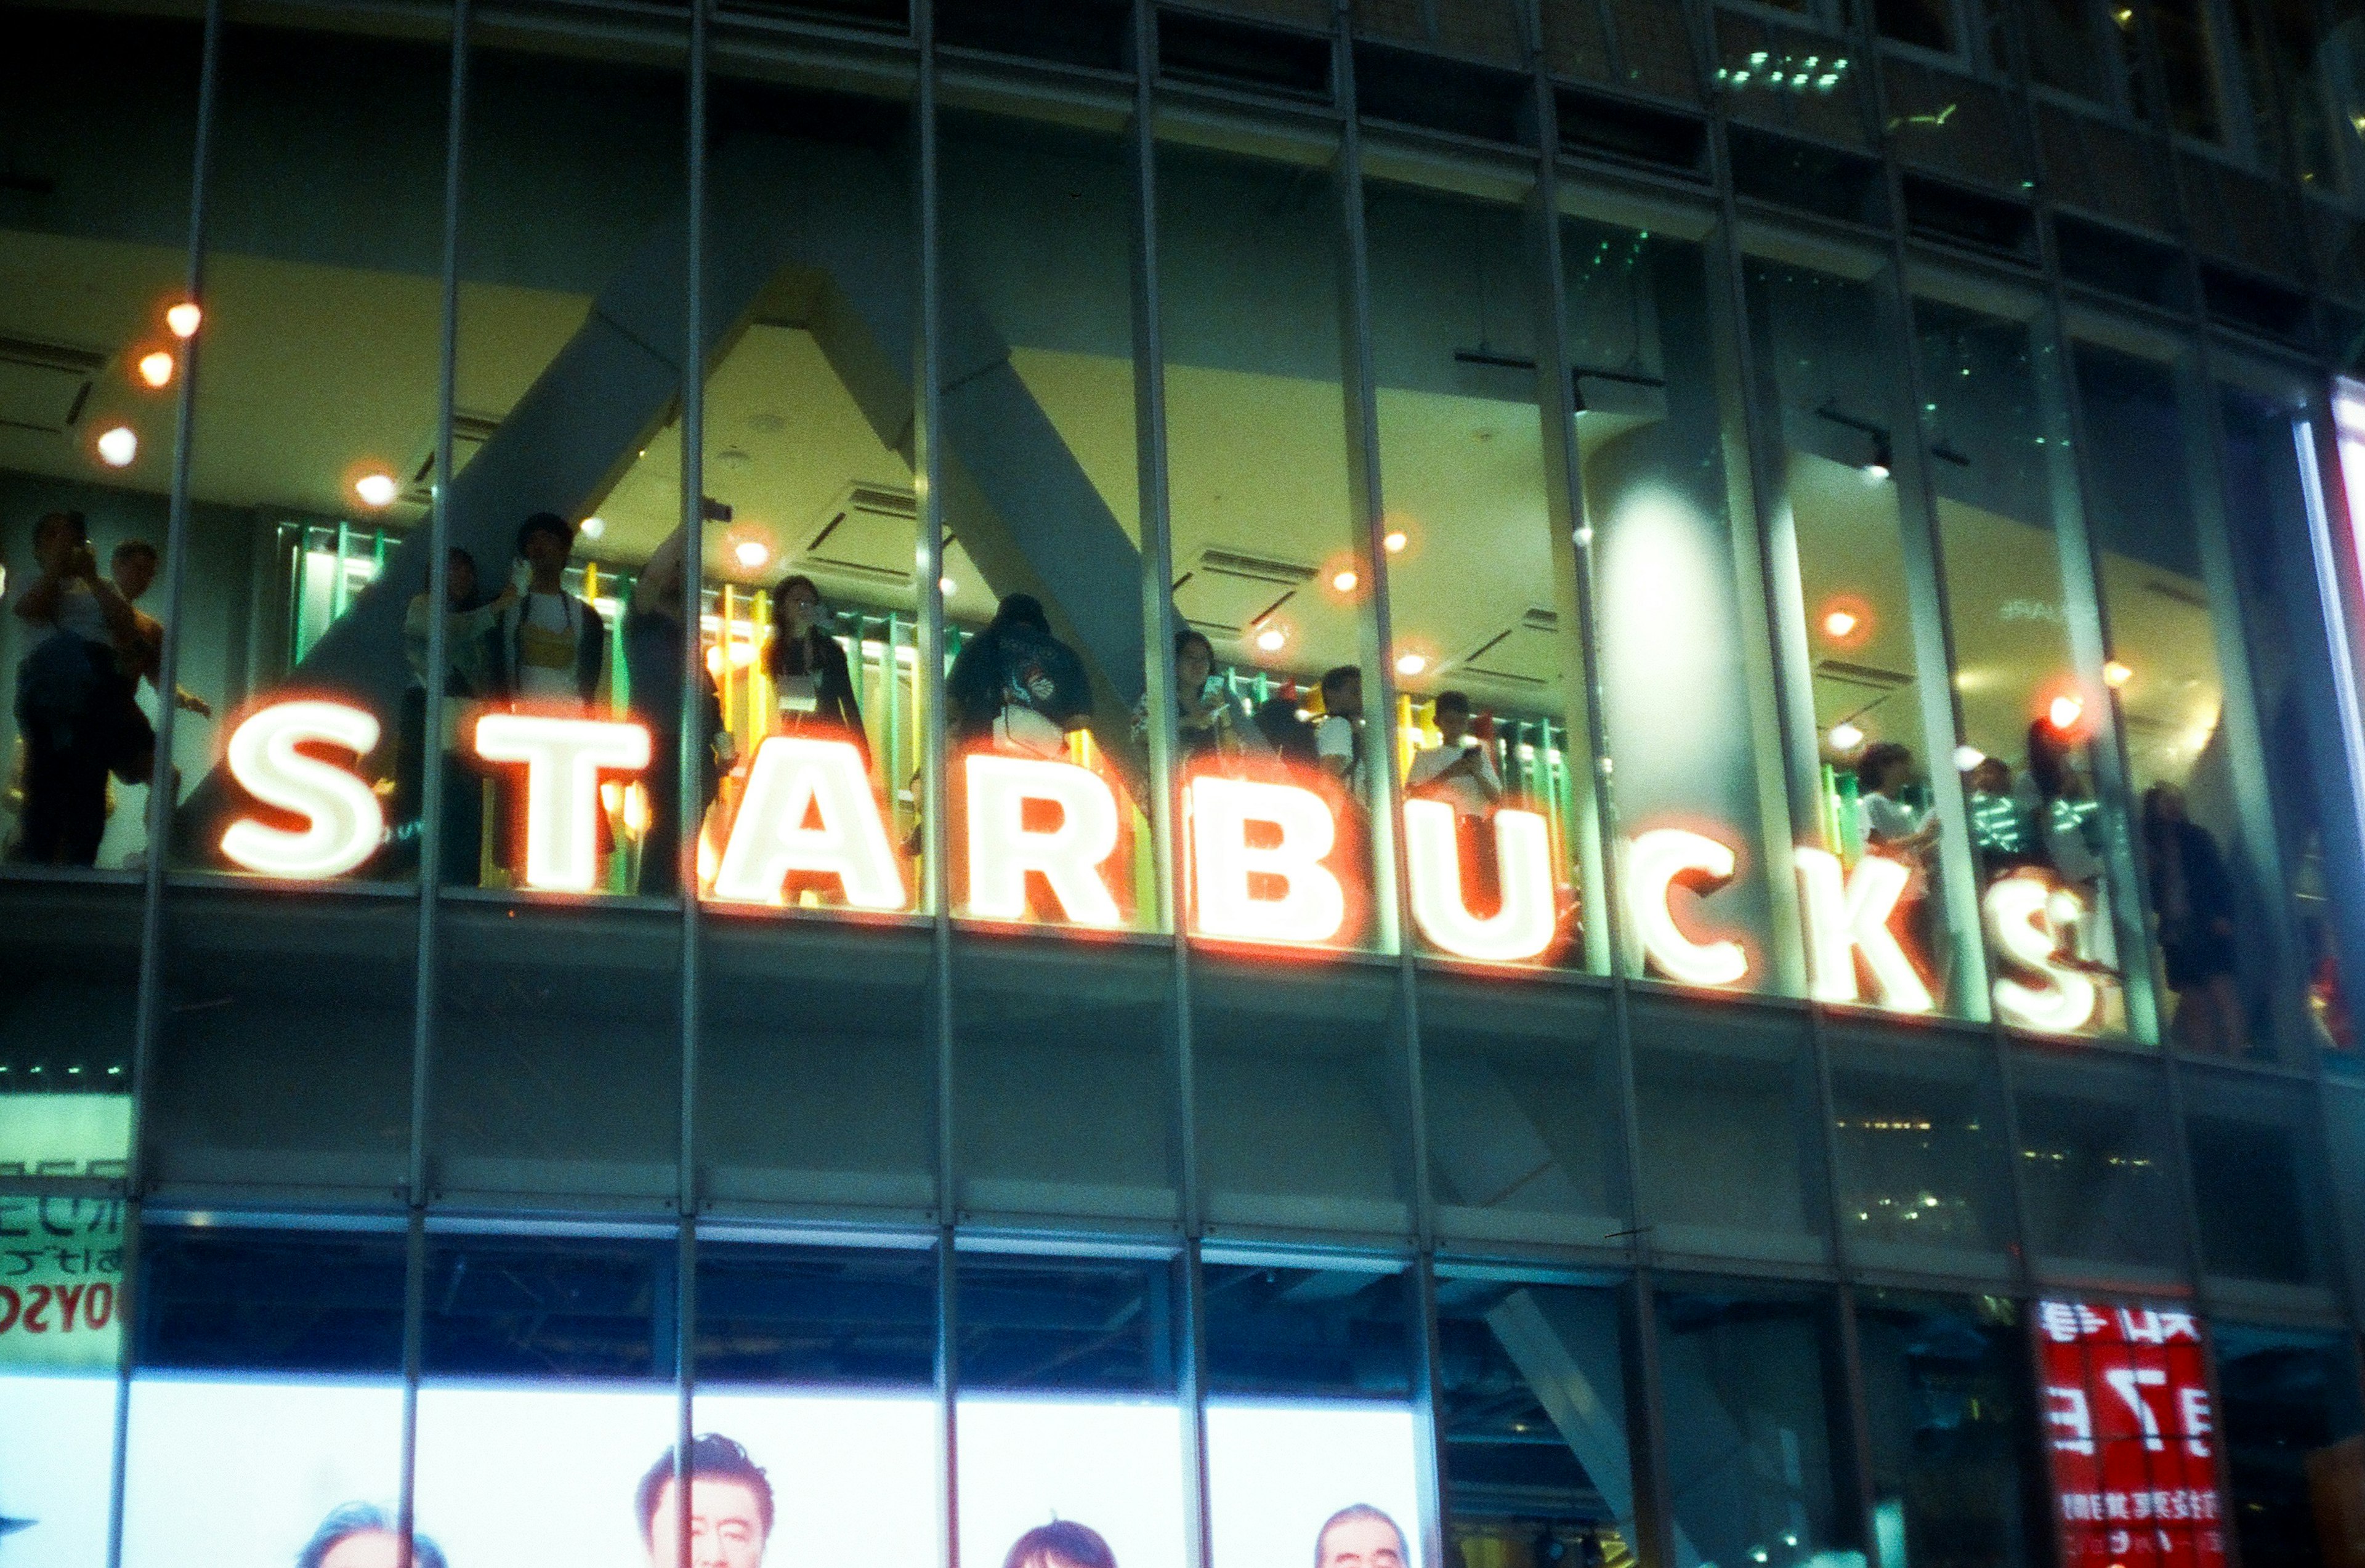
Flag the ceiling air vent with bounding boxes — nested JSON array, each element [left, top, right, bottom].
[[1172, 548, 1314, 637], [1461, 608, 1561, 688], [0, 334, 103, 437], [405, 412, 502, 504], [1813, 658, 1913, 696], [802, 482, 920, 588]]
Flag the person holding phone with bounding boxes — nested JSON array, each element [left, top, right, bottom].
[[9, 509, 141, 865], [1133, 628, 1268, 770]]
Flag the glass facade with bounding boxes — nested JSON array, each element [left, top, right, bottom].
[[7, 0, 2365, 1562]]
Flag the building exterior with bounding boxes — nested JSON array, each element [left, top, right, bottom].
[[9, 0, 2365, 1562]]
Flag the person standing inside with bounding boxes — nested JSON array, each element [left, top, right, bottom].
[[768, 572, 866, 761], [2143, 782, 2250, 1057], [495, 512, 607, 713], [624, 523, 726, 897], [1407, 689, 1503, 908], [400, 546, 513, 882], [102, 538, 211, 803], [9, 510, 140, 865]]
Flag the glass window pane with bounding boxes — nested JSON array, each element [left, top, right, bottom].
[[2076, 342, 2294, 1063], [0, 882, 136, 1167], [2218, 382, 2365, 1065], [2182, 1067, 2334, 1298], [694, 1242, 937, 1568], [416, 1235, 679, 1564], [430, 25, 690, 1199], [1420, 979, 1625, 1247], [124, 1227, 406, 1566], [1202, 1258, 1426, 1568], [2011, 1049, 2186, 1283], [1575, 221, 1793, 997], [1827, 1024, 2016, 1278], [2215, 1323, 2365, 1568], [1747, 256, 1981, 1019], [958, 1253, 1187, 1568], [1853, 1289, 2048, 1568], [0, 1184, 123, 1568], [148, 8, 454, 1181], [1435, 1268, 1643, 1565], [939, 109, 1153, 935], [1915, 294, 2141, 1041], [1157, 135, 1381, 952], [1631, 997, 1828, 1264], [1653, 1280, 1865, 1567], [1365, 177, 1596, 972]]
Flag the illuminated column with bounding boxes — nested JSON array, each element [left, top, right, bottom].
[[1187, 776, 1346, 945], [1402, 800, 1556, 963], [1983, 873, 2099, 1032], [1622, 827, 1748, 987], [711, 735, 906, 909], [472, 712, 652, 893], [963, 754, 1123, 926], [1793, 846, 1933, 1013], [220, 699, 385, 879]]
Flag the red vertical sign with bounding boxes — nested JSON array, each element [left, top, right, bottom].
[[2035, 1299, 2226, 1568]]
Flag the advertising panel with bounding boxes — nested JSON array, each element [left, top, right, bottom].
[[2036, 1299, 2225, 1568]]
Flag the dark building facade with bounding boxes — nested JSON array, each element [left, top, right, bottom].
[[9, 0, 2365, 1562]]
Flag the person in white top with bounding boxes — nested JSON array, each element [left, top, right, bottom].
[[9, 510, 140, 865], [1405, 690, 1502, 818], [495, 512, 607, 710], [1314, 665, 1367, 799]]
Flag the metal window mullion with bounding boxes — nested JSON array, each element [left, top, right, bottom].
[[1178, 1239, 1213, 1568], [673, 4, 711, 1561], [1128, 0, 1202, 1243], [937, 1234, 961, 1568], [1331, 0, 1433, 1250], [402, 1, 471, 1559], [916, 0, 955, 1237], [110, 0, 221, 1559]]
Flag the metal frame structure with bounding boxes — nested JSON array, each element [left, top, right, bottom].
[[5, 0, 2365, 1565]]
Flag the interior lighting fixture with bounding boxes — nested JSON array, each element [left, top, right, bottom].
[[2048, 693, 2084, 732], [939, 576, 958, 597], [1862, 438, 1893, 481], [733, 538, 770, 571], [354, 471, 399, 509], [1953, 744, 1986, 772], [136, 350, 175, 389], [579, 516, 605, 539], [1255, 625, 1287, 653], [1821, 608, 1859, 640], [2103, 660, 2133, 689], [1383, 530, 1407, 554], [1331, 568, 1359, 593], [1828, 721, 1865, 752], [1396, 651, 1428, 677], [95, 426, 137, 467], [166, 301, 202, 338]]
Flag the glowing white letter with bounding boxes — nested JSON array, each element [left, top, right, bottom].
[[1794, 846, 1933, 1012], [713, 736, 905, 910], [1188, 776, 1345, 945], [1403, 799, 1556, 962], [221, 699, 384, 879], [1623, 827, 1748, 987], [964, 754, 1122, 926], [473, 713, 650, 893], [1983, 873, 2098, 1032]]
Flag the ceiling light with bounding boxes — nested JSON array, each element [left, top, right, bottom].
[[1822, 608, 1858, 639], [2048, 693, 2084, 732], [1829, 721, 1865, 751], [1331, 568, 1358, 593], [579, 516, 605, 539], [2103, 660, 2132, 689], [136, 350, 174, 389], [1383, 530, 1407, 554], [1862, 458, 1891, 481], [1255, 626, 1287, 653], [1953, 745, 1986, 772], [939, 576, 957, 597], [733, 538, 770, 570], [165, 301, 201, 339], [95, 426, 137, 468], [354, 471, 398, 509], [1396, 652, 1428, 677]]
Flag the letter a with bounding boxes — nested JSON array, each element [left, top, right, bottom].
[[221, 699, 384, 880], [1188, 776, 1346, 945], [1795, 846, 1933, 1012], [1403, 799, 1556, 963], [713, 736, 905, 910]]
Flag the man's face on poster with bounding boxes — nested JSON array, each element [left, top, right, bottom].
[[317, 1531, 404, 1568], [645, 1475, 769, 1568], [1317, 1516, 1405, 1568]]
